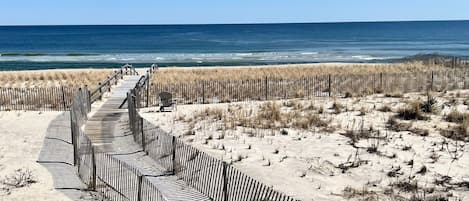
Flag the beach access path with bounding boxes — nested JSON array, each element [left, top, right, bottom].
[[83, 73, 210, 201]]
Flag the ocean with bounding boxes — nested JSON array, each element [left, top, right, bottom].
[[1, 20, 469, 70]]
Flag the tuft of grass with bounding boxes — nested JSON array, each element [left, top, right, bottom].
[[292, 113, 329, 129], [1, 168, 37, 190], [342, 186, 378, 200], [344, 91, 353, 98], [385, 93, 403, 98], [445, 109, 469, 123], [386, 117, 412, 132], [258, 102, 282, 122], [194, 107, 225, 121], [440, 118, 469, 142], [330, 102, 344, 114], [378, 104, 392, 112], [421, 93, 439, 114], [463, 99, 469, 106], [393, 180, 419, 192], [191, 101, 334, 132], [396, 100, 429, 120], [318, 106, 324, 114]]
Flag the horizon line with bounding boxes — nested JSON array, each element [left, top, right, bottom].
[[1, 19, 469, 27]]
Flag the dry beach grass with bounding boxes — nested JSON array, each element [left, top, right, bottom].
[[151, 62, 445, 84], [0, 69, 115, 88], [141, 89, 469, 201], [147, 62, 469, 106]]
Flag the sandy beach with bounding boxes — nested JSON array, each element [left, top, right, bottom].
[[0, 111, 72, 201], [141, 89, 469, 201], [0, 62, 467, 201], [3, 4, 469, 201]]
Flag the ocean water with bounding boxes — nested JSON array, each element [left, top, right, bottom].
[[1, 21, 469, 70]]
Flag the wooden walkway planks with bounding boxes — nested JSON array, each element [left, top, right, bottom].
[[82, 72, 212, 201], [84, 75, 141, 152]]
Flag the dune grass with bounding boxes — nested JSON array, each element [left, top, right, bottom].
[[0, 69, 115, 89], [151, 62, 445, 84]]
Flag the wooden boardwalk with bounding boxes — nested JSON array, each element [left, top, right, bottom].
[[82, 72, 211, 201], [85, 75, 141, 152]]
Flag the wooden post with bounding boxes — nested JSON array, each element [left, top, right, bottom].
[[61, 86, 67, 110], [85, 85, 91, 112], [137, 175, 143, 201], [172, 136, 176, 174], [98, 82, 102, 100], [265, 77, 268, 100], [328, 74, 332, 97], [91, 146, 96, 191], [431, 71, 434, 91], [107, 76, 111, 92], [146, 77, 150, 108], [223, 162, 228, 201], [141, 118, 146, 153], [282, 79, 286, 99], [70, 111, 77, 166], [380, 72, 383, 92], [202, 81, 205, 104]]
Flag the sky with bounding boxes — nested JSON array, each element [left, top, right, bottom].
[[1, 0, 469, 25]]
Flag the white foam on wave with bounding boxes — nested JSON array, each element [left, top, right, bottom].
[[351, 55, 376, 60], [0, 52, 396, 63], [235, 53, 254, 56], [300, 52, 318, 55]]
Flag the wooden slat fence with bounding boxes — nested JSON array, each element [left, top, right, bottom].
[[69, 64, 173, 201], [127, 88, 299, 201], [144, 68, 469, 107], [95, 153, 141, 201], [127, 67, 469, 200], [0, 64, 139, 111], [0, 86, 75, 111]]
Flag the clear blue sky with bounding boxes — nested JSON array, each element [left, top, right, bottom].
[[1, 0, 469, 25]]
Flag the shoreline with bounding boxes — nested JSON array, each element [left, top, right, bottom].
[[0, 52, 465, 71], [0, 62, 424, 72], [0, 62, 382, 71]]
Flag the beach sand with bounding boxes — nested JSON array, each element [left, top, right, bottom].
[[141, 90, 469, 201], [0, 63, 466, 201], [0, 111, 71, 201]]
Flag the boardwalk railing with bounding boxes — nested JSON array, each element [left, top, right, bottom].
[[70, 65, 171, 201], [127, 88, 298, 201], [89, 64, 140, 104], [118, 64, 158, 109], [142, 68, 469, 106]]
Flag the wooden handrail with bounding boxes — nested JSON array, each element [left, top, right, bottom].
[[89, 65, 131, 104], [122, 64, 139, 76]]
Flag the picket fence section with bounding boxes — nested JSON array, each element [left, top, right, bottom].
[[0, 86, 75, 111], [69, 65, 172, 201], [0, 65, 139, 111], [143, 68, 469, 106], [128, 87, 299, 201]]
